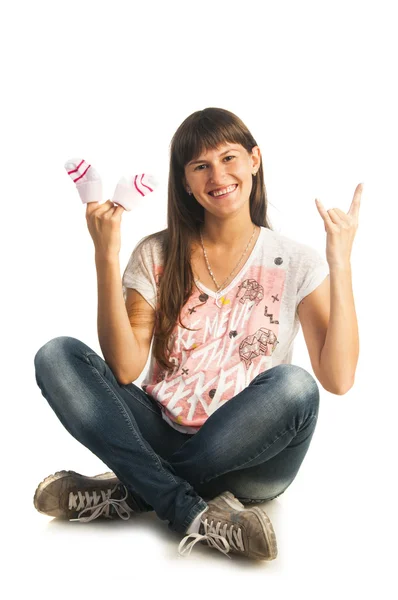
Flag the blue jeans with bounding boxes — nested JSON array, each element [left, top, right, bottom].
[[33, 336, 320, 535]]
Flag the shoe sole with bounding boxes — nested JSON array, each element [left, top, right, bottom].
[[207, 491, 278, 560], [33, 470, 117, 516]]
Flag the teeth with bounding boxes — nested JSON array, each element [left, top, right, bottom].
[[211, 184, 237, 197]]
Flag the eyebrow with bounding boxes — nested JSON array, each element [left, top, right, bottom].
[[187, 147, 241, 166]]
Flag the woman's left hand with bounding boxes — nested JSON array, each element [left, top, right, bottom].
[[315, 182, 363, 269]]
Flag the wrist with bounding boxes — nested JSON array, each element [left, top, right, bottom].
[[95, 252, 120, 264], [329, 262, 351, 272]]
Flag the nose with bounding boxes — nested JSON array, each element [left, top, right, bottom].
[[208, 161, 230, 184]]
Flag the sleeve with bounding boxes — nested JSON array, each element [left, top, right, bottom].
[[122, 238, 157, 310], [295, 243, 329, 314]]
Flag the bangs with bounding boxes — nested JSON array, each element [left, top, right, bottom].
[[171, 109, 250, 171]]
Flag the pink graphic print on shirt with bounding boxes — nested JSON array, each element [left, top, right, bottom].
[[144, 264, 286, 428]]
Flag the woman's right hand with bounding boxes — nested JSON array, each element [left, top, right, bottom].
[[86, 200, 125, 258]]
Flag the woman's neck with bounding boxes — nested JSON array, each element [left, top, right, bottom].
[[198, 222, 259, 252]]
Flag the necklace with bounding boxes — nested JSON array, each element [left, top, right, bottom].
[[199, 224, 258, 308]]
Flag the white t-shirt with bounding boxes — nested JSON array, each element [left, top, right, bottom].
[[122, 226, 329, 434]]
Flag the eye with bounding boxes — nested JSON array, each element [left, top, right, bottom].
[[194, 156, 235, 171]]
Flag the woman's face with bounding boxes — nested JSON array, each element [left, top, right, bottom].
[[183, 142, 261, 217]]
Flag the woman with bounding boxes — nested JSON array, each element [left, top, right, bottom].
[[33, 107, 360, 561]]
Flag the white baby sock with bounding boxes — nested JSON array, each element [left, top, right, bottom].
[[111, 173, 159, 211], [64, 158, 159, 211], [64, 158, 103, 204], [186, 507, 208, 534]]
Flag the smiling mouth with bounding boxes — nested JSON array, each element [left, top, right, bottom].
[[208, 184, 238, 199]]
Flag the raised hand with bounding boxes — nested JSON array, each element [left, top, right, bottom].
[[315, 183, 363, 269], [85, 199, 125, 258]]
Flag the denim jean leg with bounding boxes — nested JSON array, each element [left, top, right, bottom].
[[167, 364, 320, 504], [33, 336, 208, 534]]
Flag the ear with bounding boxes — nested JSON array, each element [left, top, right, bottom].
[[251, 145, 261, 170]]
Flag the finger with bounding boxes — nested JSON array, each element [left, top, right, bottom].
[[86, 199, 113, 217], [85, 200, 99, 217], [104, 203, 125, 220], [348, 183, 363, 217], [112, 201, 124, 209], [315, 198, 334, 227], [328, 207, 349, 221], [112, 202, 125, 216]]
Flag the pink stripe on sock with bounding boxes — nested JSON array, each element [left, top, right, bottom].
[[67, 160, 91, 183], [139, 174, 153, 193], [67, 159, 85, 175], [74, 164, 91, 183], [134, 175, 145, 196]]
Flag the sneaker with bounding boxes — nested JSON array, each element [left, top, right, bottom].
[[33, 470, 139, 522], [177, 491, 278, 561]]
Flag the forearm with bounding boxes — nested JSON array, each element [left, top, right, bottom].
[[319, 264, 359, 394], [95, 254, 140, 384]]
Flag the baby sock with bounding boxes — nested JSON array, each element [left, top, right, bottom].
[[186, 507, 208, 534], [64, 158, 103, 204], [111, 173, 159, 211], [64, 158, 159, 211]]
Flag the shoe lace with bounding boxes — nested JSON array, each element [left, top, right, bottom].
[[177, 515, 245, 559], [69, 484, 132, 523]]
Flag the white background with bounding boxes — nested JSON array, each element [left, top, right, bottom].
[[1, 0, 397, 597]]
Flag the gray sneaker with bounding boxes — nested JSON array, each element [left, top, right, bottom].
[[178, 491, 278, 561], [33, 470, 139, 522]]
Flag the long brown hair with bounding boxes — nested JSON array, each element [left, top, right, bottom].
[[134, 107, 274, 375]]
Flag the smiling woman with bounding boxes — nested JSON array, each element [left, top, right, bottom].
[[184, 143, 261, 230], [34, 106, 334, 563], [147, 110, 269, 375]]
